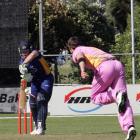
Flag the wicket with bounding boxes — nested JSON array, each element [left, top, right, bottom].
[[18, 94, 33, 134]]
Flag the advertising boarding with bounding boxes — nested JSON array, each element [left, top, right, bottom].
[[0, 85, 140, 116]]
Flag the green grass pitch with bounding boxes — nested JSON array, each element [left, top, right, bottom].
[[0, 114, 139, 140]]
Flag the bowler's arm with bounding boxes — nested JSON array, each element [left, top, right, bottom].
[[76, 53, 89, 79]]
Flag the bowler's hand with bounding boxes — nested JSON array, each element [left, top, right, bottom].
[[80, 71, 89, 79]]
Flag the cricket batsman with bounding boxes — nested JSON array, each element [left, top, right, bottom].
[[18, 40, 54, 135], [67, 36, 136, 140]]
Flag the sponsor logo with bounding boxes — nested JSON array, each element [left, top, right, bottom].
[[64, 87, 102, 113], [136, 92, 140, 102], [0, 93, 29, 103], [0, 93, 18, 103]]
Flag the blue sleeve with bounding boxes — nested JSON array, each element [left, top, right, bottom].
[[19, 59, 24, 65]]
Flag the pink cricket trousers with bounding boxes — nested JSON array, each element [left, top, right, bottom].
[[90, 59, 134, 133]]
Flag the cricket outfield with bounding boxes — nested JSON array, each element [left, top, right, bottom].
[[0, 115, 139, 140]]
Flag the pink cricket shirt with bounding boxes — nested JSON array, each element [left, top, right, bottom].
[[72, 46, 115, 70]]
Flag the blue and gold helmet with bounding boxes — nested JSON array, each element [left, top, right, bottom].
[[18, 40, 34, 55]]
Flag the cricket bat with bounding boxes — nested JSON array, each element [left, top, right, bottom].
[[19, 79, 27, 109]]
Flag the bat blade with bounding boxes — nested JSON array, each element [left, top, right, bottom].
[[19, 79, 27, 109]]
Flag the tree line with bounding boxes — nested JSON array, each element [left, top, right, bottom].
[[28, 0, 140, 84]]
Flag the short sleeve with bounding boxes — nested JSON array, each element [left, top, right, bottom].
[[72, 47, 82, 63]]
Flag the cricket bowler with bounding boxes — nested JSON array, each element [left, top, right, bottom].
[[67, 36, 136, 140]]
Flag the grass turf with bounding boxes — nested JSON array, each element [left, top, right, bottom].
[[0, 115, 139, 140]]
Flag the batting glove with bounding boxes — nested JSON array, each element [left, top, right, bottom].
[[19, 63, 28, 75], [20, 73, 33, 82]]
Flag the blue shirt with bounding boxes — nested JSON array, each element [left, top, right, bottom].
[[19, 53, 51, 80]]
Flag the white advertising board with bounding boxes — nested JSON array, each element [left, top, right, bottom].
[[0, 85, 140, 116], [0, 88, 30, 113], [49, 85, 140, 116], [0, 88, 18, 112]]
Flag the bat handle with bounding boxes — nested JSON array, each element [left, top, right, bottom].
[[21, 79, 27, 89]]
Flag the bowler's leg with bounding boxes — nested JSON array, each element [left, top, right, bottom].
[[91, 60, 116, 105]]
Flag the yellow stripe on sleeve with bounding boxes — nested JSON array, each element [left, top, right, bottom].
[[39, 57, 51, 75]]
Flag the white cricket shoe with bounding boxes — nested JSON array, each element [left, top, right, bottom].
[[116, 91, 127, 113], [125, 127, 136, 140], [30, 127, 37, 135], [35, 122, 45, 135], [35, 128, 45, 135]]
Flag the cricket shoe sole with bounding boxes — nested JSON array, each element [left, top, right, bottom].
[[125, 127, 136, 140], [117, 91, 127, 113]]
